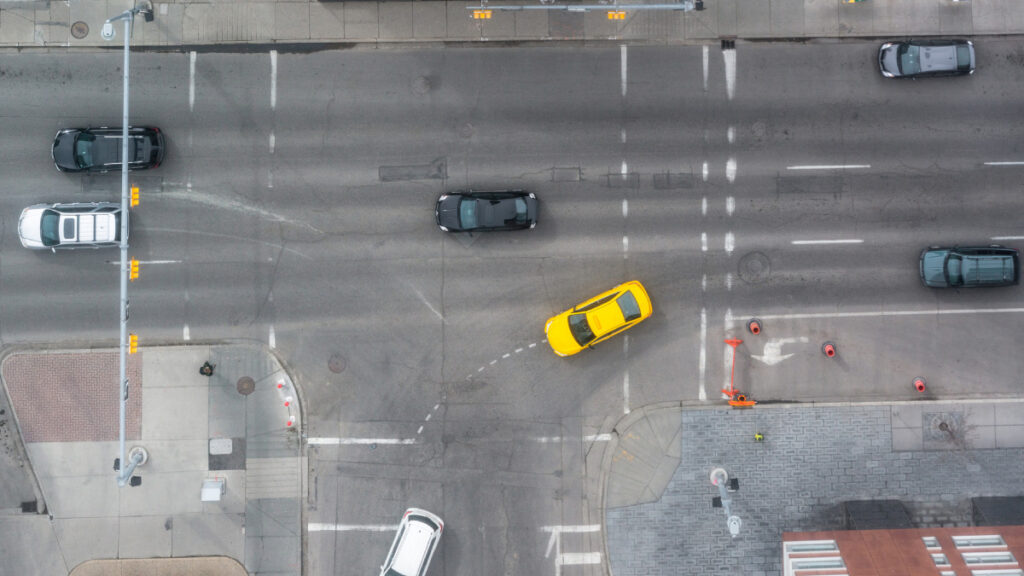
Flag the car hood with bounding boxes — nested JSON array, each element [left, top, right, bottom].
[[52, 131, 77, 170], [879, 45, 900, 76], [435, 195, 462, 231], [18, 207, 45, 248], [545, 314, 582, 357], [921, 249, 950, 287]]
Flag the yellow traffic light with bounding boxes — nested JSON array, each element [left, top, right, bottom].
[[472, 9, 492, 19], [129, 334, 138, 354], [130, 258, 140, 281], [608, 10, 626, 19], [131, 186, 140, 207]]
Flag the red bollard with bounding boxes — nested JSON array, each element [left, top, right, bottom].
[[747, 319, 762, 335], [822, 341, 837, 358], [914, 377, 927, 393]]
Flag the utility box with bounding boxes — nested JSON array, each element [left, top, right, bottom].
[[201, 478, 226, 502]]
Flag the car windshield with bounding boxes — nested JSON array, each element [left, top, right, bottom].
[[74, 132, 96, 169], [898, 44, 920, 75], [568, 313, 596, 346], [946, 254, 963, 286], [40, 210, 60, 247], [514, 198, 528, 222], [459, 198, 478, 229], [616, 291, 642, 322], [956, 45, 971, 68]]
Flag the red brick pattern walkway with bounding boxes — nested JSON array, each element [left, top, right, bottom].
[[2, 351, 142, 443]]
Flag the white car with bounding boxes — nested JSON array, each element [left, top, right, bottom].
[[380, 508, 443, 576], [18, 202, 123, 251]]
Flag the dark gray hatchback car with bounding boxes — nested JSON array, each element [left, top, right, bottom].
[[919, 246, 1019, 288], [52, 126, 165, 173], [435, 190, 538, 232], [879, 39, 975, 78]]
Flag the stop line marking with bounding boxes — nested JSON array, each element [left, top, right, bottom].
[[735, 307, 1024, 321]]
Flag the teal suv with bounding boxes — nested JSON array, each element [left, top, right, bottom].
[[920, 246, 1020, 288]]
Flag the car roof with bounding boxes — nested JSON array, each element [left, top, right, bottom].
[[390, 517, 437, 575], [918, 45, 960, 72]]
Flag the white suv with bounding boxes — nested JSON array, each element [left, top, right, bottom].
[[18, 202, 123, 251], [380, 508, 443, 576]]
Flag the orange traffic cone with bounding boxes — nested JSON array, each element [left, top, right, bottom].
[[914, 377, 927, 393], [747, 319, 762, 335], [822, 341, 837, 358]]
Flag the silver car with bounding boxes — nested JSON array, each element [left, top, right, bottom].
[[380, 508, 443, 576], [879, 39, 975, 78], [18, 202, 123, 251]]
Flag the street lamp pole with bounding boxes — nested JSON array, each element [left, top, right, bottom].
[[102, 1, 152, 487]]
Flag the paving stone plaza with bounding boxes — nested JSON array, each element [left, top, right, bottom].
[[606, 403, 1024, 576]]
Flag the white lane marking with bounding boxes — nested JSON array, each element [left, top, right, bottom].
[[786, 164, 871, 170], [559, 553, 602, 566], [701, 197, 708, 216], [992, 236, 1024, 240], [189, 51, 196, 112], [308, 437, 418, 445], [529, 342, 537, 348], [742, 307, 1024, 321], [791, 239, 864, 245], [417, 425, 423, 434], [502, 353, 510, 359], [544, 524, 602, 559], [726, 157, 737, 182], [698, 308, 707, 401], [984, 161, 1024, 166], [309, 523, 397, 532], [183, 324, 191, 341], [621, 161, 628, 175], [269, 131, 275, 154], [515, 348, 523, 353], [623, 370, 630, 414], [490, 359, 498, 365], [723, 45, 736, 100], [409, 284, 445, 323], [622, 199, 628, 218], [726, 272, 733, 290], [268, 169, 274, 189], [424, 413, 432, 422], [726, 196, 735, 215], [268, 325, 276, 349], [701, 232, 708, 252], [702, 161, 709, 181], [701, 274, 707, 292], [620, 45, 628, 98], [270, 50, 278, 110], [727, 126, 735, 143], [478, 366, 485, 372], [725, 232, 735, 253], [751, 336, 809, 366], [621, 128, 626, 143], [623, 236, 629, 258], [702, 45, 709, 91]]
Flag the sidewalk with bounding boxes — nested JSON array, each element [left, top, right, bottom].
[[603, 399, 1024, 575], [3, 0, 1024, 49], [0, 345, 303, 576]]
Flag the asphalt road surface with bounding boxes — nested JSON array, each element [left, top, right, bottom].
[[0, 41, 1022, 575]]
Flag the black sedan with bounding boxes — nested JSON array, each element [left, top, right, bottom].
[[919, 246, 1019, 288], [878, 39, 975, 78], [52, 126, 165, 173], [435, 190, 538, 232]]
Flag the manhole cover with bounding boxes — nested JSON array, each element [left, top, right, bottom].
[[738, 251, 771, 284], [924, 412, 963, 442], [236, 376, 255, 396], [71, 21, 89, 39], [328, 353, 346, 374]]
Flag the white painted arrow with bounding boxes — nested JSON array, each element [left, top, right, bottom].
[[751, 337, 809, 366]]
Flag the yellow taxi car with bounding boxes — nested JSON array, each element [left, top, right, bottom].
[[544, 280, 653, 357]]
